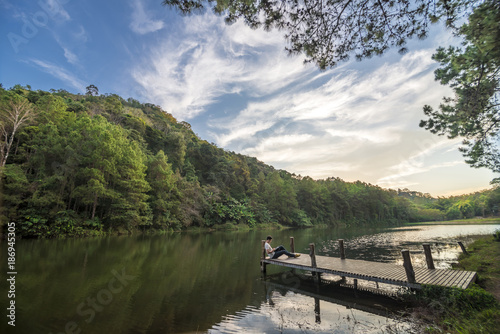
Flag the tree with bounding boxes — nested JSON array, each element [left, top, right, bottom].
[[147, 150, 180, 228], [162, 0, 479, 69], [261, 171, 299, 225], [1, 164, 29, 221], [420, 0, 500, 175], [86, 84, 99, 96], [0, 94, 35, 167]]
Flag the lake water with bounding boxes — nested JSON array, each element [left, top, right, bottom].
[[1, 222, 499, 334]]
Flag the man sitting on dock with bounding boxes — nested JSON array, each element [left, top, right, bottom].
[[265, 235, 301, 259]]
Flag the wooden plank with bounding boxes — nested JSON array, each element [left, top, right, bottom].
[[461, 272, 477, 289], [447, 270, 468, 287], [442, 269, 464, 286], [450, 273, 469, 288], [415, 268, 436, 284], [435, 272, 456, 286], [431, 271, 453, 286], [366, 265, 397, 277], [457, 271, 476, 289], [394, 269, 411, 281], [445, 270, 469, 288], [442, 271, 462, 287], [438, 272, 460, 287], [421, 268, 444, 283]]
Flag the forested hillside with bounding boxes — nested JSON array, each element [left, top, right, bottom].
[[397, 188, 499, 222], [1, 85, 498, 237]]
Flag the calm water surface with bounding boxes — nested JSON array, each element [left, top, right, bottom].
[[1, 223, 498, 334]]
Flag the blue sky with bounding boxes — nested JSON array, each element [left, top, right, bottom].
[[1, 0, 497, 196]]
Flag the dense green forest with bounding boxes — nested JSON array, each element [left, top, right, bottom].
[[0, 85, 498, 237]]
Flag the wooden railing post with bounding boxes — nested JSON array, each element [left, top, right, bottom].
[[458, 241, 469, 255], [314, 297, 321, 324], [338, 239, 346, 283], [309, 243, 320, 284], [261, 240, 267, 273], [422, 243, 435, 269], [261, 240, 266, 260], [290, 237, 295, 253], [401, 249, 416, 284], [309, 243, 317, 268], [338, 239, 345, 260]]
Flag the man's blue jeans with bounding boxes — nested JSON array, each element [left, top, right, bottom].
[[272, 245, 294, 259]]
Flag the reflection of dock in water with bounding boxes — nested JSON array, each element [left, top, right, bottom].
[[261, 238, 477, 290], [263, 271, 401, 319]]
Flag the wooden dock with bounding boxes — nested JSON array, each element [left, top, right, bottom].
[[261, 238, 477, 290]]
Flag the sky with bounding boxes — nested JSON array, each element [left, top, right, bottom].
[[0, 0, 497, 197]]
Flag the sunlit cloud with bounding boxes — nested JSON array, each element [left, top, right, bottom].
[[132, 12, 315, 119], [45, 0, 71, 21], [72, 25, 88, 43], [129, 0, 165, 34], [62, 47, 78, 64], [378, 160, 465, 188], [52, 33, 80, 66], [206, 47, 458, 185], [28, 59, 85, 91], [375, 137, 464, 189]]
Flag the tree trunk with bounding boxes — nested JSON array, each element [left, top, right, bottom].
[[91, 194, 98, 219]]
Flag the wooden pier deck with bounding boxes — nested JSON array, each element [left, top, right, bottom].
[[261, 239, 477, 290], [262, 255, 476, 289]]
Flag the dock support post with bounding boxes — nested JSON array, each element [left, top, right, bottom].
[[338, 239, 346, 283], [401, 249, 416, 284], [261, 240, 267, 273], [309, 243, 317, 268], [290, 237, 295, 253], [309, 243, 320, 284], [353, 279, 358, 291], [422, 243, 435, 269], [338, 239, 345, 260], [458, 241, 469, 255], [314, 297, 321, 324]]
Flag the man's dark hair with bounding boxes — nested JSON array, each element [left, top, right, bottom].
[[266, 235, 272, 240]]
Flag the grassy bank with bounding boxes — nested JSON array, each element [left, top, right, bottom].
[[454, 232, 500, 301], [409, 232, 500, 333]]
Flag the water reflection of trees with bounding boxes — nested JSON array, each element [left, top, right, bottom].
[[7, 233, 264, 333]]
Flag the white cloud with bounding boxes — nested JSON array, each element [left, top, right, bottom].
[[52, 30, 85, 66], [29, 59, 85, 91], [72, 25, 88, 43], [129, 0, 165, 34], [62, 47, 78, 64], [212, 49, 443, 139], [132, 12, 315, 119], [377, 160, 465, 188], [44, 0, 71, 21], [374, 137, 464, 189], [205, 47, 458, 184]]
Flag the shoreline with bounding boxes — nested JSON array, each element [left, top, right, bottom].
[[3, 217, 499, 239], [406, 217, 500, 225], [408, 232, 500, 333]]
